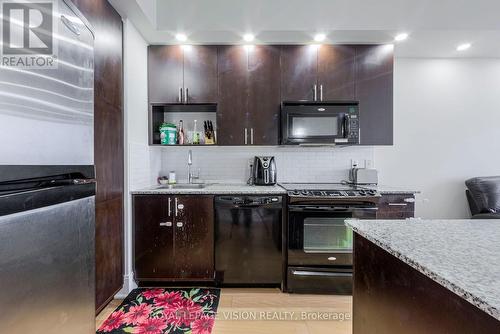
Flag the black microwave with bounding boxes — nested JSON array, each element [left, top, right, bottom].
[[280, 101, 360, 145]]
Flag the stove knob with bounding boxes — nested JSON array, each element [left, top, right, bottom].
[[359, 191, 366, 196], [290, 190, 300, 196], [301, 190, 309, 196]]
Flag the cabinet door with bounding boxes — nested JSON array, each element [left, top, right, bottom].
[[174, 196, 214, 279], [183, 46, 218, 103], [318, 45, 356, 100], [377, 194, 415, 219], [355, 45, 394, 145], [133, 195, 174, 280], [148, 45, 183, 103], [217, 45, 250, 145], [247, 45, 281, 145], [280, 45, 318, 101]]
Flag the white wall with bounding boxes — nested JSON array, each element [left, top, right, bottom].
[[376, 58, 500, 219], [120, 19, 161, 297]]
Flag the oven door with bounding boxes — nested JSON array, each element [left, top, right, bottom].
[[287, 205, 376, 266]]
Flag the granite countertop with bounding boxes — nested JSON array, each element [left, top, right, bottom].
[[131, 183, 286, 195], [345, 219, 500, 321]]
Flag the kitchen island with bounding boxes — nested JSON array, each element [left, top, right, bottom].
[[345, 219, 500, 334]]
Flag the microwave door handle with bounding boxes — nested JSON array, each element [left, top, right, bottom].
[[343, 114, 350, 138]]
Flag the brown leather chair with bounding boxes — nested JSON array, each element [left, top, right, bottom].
[[465, 176, 500, 219]]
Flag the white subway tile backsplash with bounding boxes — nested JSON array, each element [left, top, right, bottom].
[[129, 142, 163, 190], [159, 146, 373, 184]]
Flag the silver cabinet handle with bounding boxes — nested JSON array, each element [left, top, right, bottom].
[[320, 84, 323, 101], [160, 221, 172, 227], [185, 87, 189, 103], [168, 197, 172, 216], [313, 84, 317, 101], [388, 203, 408, 206], [404, 198, 416, 203], [176, 222, 183, 227], [244, 128, 248, 145], [327, 256, 337, 261], [250, 128, 254, 145], [292, 270, 351, 278], [175, 198, 179, 216], [179, 87, 183, 103]]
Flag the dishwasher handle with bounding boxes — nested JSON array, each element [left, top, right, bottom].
[[215, 196, 283, 209]]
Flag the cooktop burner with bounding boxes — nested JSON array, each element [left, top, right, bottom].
[[279, 183, 380, 198]]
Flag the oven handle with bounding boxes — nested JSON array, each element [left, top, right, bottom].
[[291, 270, 352, 278], [288, 205, 378, 212]]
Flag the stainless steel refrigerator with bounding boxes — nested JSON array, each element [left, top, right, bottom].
[[0, 1, 96, 333]]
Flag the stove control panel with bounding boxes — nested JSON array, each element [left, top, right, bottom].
[[287, 189, 379, 198]]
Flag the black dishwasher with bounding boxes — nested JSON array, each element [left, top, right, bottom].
[[215, 195, 283, 286]]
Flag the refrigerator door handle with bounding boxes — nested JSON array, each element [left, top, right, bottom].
[[61, 15, 81, 35]]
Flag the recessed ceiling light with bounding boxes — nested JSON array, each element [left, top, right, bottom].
[[456, 43, 471, 51], [394, 33, 409, 42], [314, 33, 326, 42], [175, 33, 187, 42], [243, 34, 255, 42]]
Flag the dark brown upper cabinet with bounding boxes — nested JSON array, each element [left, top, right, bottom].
[[281, 45, 356, 102], [147, 44, 393, 146], [217, 45, 250, 145], [247, 45, 281, 145], [148, 45, 217, 103], [218, 45, 280, 145], [280, 45, 318, 101], [183, 46, 218, 103], [355, 45, 394, 145], [318, 45, 356, 100], [148, 46, 183, 103]]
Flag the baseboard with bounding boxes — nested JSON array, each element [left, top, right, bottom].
[[114, 273, 138, 299]]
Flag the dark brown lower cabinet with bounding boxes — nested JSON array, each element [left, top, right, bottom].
[[377, 193, 415, 219], [133, 195, 214, 282]]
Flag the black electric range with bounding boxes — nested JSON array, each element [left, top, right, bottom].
[[279, 183, 380, 294]]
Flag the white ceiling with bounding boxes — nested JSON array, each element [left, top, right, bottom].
[[109, 0, 500, 58]]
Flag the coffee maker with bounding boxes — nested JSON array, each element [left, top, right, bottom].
[[252, 156, 277, 185]]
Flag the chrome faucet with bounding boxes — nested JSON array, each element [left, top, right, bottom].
[[187, 150, 193, 183], [187, 150, 200, 184]]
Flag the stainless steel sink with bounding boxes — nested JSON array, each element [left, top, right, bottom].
[[157, 183, 206, 189]]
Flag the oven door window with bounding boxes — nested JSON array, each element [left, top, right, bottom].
[[303, 217, 352, 253]]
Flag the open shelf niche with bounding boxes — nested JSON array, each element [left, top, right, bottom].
[[149, 103, 217, 146]]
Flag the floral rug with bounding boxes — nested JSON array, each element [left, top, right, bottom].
[[97, 288, 220, 334]]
